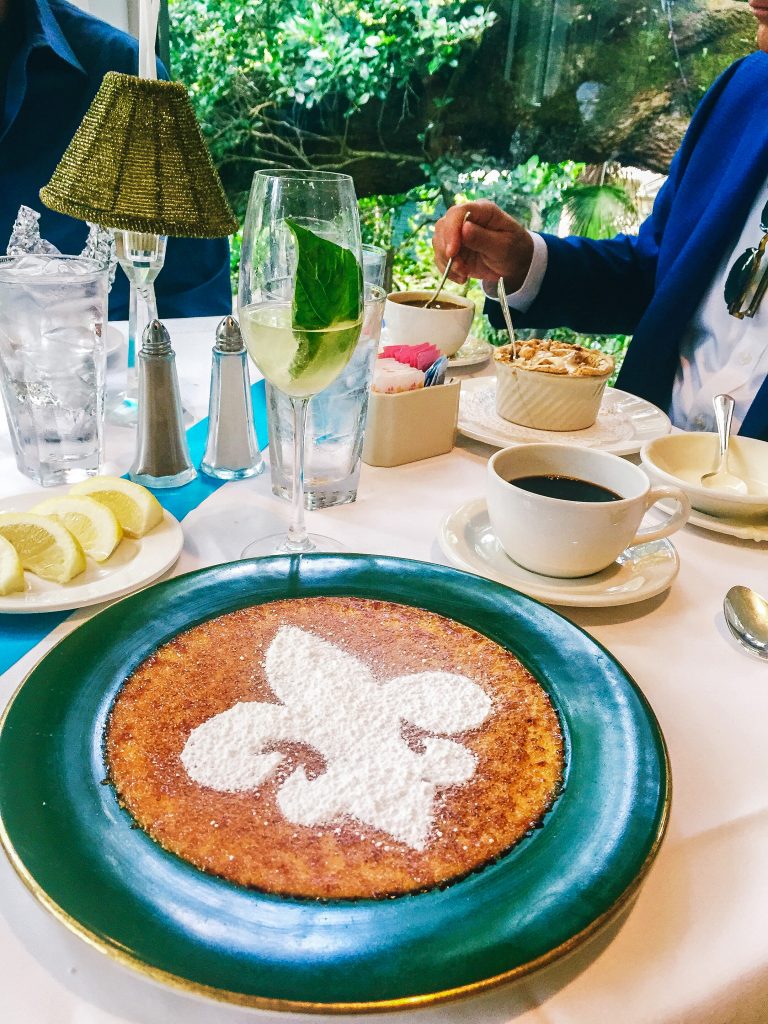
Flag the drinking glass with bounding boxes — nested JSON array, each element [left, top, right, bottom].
[[238, 169, 363, 555], [0, 254, 108, 485], [362, 243, 388, 289]]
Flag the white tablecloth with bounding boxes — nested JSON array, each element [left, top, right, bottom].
[[1, 317, 766, 1024]]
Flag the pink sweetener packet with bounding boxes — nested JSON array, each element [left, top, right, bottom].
[[415, 349, 438, 371], [380, 343, 441, 369]]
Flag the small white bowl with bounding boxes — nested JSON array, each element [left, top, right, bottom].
[[384, 290, 474, 357], [640, 432, 768, 519]]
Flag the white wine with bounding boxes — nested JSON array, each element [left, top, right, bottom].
[[241, 303, 362, 398]]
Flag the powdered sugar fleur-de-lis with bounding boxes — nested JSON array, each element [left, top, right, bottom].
[[181, 626, 492, 850]]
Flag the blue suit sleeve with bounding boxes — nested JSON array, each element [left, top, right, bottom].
[[484, 196, 668, 335]]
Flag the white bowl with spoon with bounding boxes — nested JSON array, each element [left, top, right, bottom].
[[640, 432, 768, 519], [384, 290, 474, 356]]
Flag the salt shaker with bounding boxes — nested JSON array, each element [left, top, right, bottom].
[[200, 315, 264, 480], [129, 319, 197, 488]]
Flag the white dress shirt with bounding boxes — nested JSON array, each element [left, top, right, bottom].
[[670, 183, 768, 432], [488, 191, 768, 433]]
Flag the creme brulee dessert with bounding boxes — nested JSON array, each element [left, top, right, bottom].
[[105, 596, 564, 900], [494, 340, 614, 431]]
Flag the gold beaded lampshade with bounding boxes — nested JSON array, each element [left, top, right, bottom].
[[40, 72, 237, 238]]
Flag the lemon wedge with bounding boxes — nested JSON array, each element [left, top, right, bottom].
[[32, 496, 123, 562], [0, 535, 25, 595], [0, 513, 86, 583], [69, 477, 164, 538]]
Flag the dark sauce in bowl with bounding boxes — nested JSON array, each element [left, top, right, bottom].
[[389, 296, 467, 311]]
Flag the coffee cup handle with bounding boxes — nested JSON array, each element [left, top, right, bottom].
[[631, 486, 691, 545]]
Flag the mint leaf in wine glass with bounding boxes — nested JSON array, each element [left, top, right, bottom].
[[285, 219, 362, 380]]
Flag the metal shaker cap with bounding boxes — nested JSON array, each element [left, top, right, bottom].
[[215, 315, 244, 353], [141, 318, 171, 355]]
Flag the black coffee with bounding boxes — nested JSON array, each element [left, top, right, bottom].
[[509, 474, 622, 503]]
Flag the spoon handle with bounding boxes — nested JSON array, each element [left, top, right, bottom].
[[426, 210, 471, 309], [713, 393, 735, 462], [496, 277, 517, 360], [424, 257, 454, 310]]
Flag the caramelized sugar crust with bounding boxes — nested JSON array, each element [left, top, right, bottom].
[[106, 597, 564, 899], [494, 339, 614, 377]]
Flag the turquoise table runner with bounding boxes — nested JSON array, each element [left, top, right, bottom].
[[0, 380, 268, 677]]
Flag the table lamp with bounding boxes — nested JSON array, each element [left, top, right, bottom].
[[39, 22, 237, 485]]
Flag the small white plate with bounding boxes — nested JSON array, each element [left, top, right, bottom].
[[458, 379, 671, 456], [439, 498, 680, 607], [448, 335, 493, 369], [671, 504, 768, 542], [0, 490, 183, 613]]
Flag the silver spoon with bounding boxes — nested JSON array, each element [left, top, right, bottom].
[[701, 394, 748, 494], [425, 210, 471, 309], [724, 585, 768, 660], [496, 276, 517, 360]]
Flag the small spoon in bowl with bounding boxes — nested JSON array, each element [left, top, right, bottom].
[[724, 585, 768, 659], [701, 394, 748, 494], [425, 210, 471, 309], [496, 276, 518, 360]]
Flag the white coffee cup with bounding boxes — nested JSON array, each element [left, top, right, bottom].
[[384, 290, 474, 356], [487, 444, 690, 578]]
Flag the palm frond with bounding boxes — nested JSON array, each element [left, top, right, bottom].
[[561, 184, 636, 239]]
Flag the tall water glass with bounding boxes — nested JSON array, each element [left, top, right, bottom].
[[362, 243, 387, 288], [0, 254, 108, 486], [238, 169, 363, 555]]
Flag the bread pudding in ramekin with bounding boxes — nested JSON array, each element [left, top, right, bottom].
[[494, 339, 614, 430]]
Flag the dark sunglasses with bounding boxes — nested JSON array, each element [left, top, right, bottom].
[[724, 199, 768, 319]]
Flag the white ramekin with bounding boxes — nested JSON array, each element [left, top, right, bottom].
[[494, 357, 610, 430]]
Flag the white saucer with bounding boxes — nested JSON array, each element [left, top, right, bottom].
[[438, 498, 680, 607], [458, 379, 671, 456], [448, 335, 493, 369], [0, 489, 183, 613], [677, 505, 768, 542]]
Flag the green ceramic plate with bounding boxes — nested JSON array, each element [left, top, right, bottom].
[[0, 555, 669, 1012]]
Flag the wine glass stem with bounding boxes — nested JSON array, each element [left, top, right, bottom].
[[127, 280, 158, 391], [287, 396, 310, 549]]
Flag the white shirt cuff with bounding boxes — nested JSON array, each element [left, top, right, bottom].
[[482, 231, 548, 314]]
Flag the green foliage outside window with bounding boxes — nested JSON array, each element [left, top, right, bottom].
[[170, 0, 496, 168], [171, 1, 754, 366]]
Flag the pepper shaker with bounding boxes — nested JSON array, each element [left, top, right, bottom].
[[200, 315, 264, 480], [129, 319, 196, 488]]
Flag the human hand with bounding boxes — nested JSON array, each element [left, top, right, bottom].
[[432, 200, 534, 292]]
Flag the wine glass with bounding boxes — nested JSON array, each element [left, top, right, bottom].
[[238, 169, 363, 556]]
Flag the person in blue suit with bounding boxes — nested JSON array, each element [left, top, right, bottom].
[[0, 0, 232, 320], [433, 2, 768, 440]]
